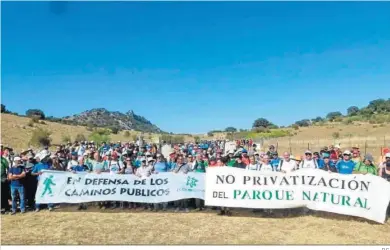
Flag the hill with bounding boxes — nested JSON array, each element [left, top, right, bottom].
[[62, 108, 162, 133]]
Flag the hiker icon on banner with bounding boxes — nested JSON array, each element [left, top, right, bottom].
[[41, 175, 56, 197]]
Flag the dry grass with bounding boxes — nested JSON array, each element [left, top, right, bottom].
[[1, 207, 390, 245], [2, 113, 390, 159]]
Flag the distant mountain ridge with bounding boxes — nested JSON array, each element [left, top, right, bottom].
[[63, 108, 163, 133]]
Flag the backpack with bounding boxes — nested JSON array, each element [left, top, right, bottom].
[[300, 159, 318, 169]]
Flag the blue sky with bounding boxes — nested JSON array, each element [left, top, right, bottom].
[[2, 2, 390, 134]]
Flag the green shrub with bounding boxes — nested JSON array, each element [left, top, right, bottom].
[[124, 131, 131, 138], [332, 132, 340, 139], [75, 133, 87, 142], [89, 129, 111, 145], [31, 117, 39, 123], [109, 126, 120, 134], [252, 126, 270, 133], [62, 135, 72, 144], [194, 136, 200, 143], [292, 124, 299, 130], [39, 120, 46, 125], [30, 128, 51, 147], [27, 120, 34, 127], [343, 119, 353, 125], [207, 132, 214, 137], [334, 116, 343, 122]]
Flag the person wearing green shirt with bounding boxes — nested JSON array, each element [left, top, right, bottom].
[[1, 156, 10, 213], [353, 154, 377, 175]]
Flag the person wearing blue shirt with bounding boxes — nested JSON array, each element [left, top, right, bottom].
[[313, 152, 325, 169], [8, 157, 26, 215], [154, 154, 168, 173], [336, 150, 356, 174], [270, 153, 281, 171], [32, 156, 53, 212], [70, 158, 89, 210], [153, 154, 169, 211]]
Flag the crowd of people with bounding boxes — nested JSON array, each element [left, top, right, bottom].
[[1, 139, 390, 216]]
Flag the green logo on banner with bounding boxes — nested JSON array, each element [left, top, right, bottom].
[[41, 175, 56, 197], [186, 176, 198, 190]]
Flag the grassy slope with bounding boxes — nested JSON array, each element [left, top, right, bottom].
[[2, 113, 390, 158]]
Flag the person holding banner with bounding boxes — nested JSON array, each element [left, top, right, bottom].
[[173, 155, 192, 212], [278, 152, 297, 173], [246, 155, 260, 171], [232, 155, 246, 169], [153, 154, 169, 211], [353, 154, 377, 175], [258, 155, 274, 172], [299, 151, 319, 169], [32, 155, 54, 212], [379, 153, 390, 178], [8, 156, 26, 215], [321, 155, 337, 173], [335, 150, 356, 175]]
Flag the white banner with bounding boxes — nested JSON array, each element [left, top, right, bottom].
[[35, 171, 205, 204], [205, 167, 390, 224]]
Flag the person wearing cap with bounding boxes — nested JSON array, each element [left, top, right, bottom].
[[270, 152, 281, 171], [226, 151, 236, 167], [299, 151, 319, 169], [8, 156, 26, 214], [321, 155, 337, 173], [241, 149, 250, 166], [379, 153, 390, 178], [312, 152, 324, 169], [335, 150, 356, 175], [1, 155, 10, 213], [233, 154, 247, 169], [278, 152, 298, 173], [353, 154, 377, 175], [32, 155, 54, 212]]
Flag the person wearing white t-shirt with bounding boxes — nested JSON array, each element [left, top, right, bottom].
[[246, 156, 260, 171], [299, 151, 318, 169], [67, 153, 79, 170], [258, 155, 274, 172], [279, 152, 297, 173]]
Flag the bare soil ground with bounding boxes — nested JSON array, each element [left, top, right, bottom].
[[1, 206, 390, 245]]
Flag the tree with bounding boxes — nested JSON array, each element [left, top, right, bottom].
[[109, 125, 120, 134], [225, 127, 237, 133], [253, 118, 273, 128], [29, 128, 52, 147], [1, 104, 6, 113], [26, 109, 45, 120], [347, 106, 359, 116], [312, 116, 324, 123], [207, 132, 214, 137], [295, 119, 311, 127], [326, 112, 343, 121]]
